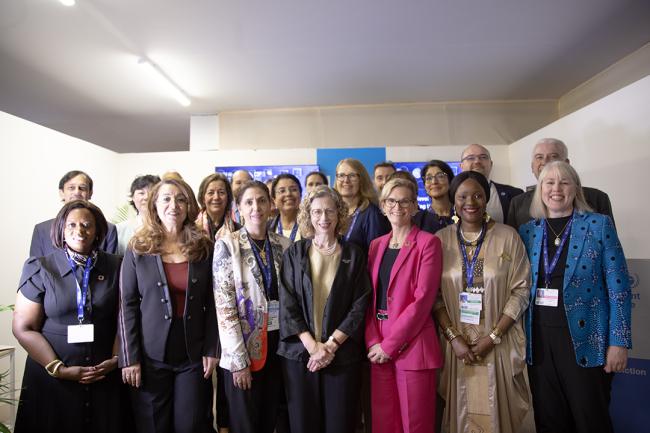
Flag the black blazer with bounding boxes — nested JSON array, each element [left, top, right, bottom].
[[30, 218, 118, 257], [117, 249, 219, 367], [492, 181, 524, 225], [278, 239, 371, 365], [507, 185, 614, 230]]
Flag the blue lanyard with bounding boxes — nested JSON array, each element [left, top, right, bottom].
[[344, 208, 361, 241], [277, 218, 298, 241], [457, 222, 486, 289], [248, 233, 275, 299], [65, 252, 93, 324], [542, 214, 573, 288]]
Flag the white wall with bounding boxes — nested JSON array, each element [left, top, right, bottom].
[[509, 75, 650, 259], [0, 111, 119, 420]]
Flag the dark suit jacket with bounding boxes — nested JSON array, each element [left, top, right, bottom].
[[30, 218, 118, 257], [117, 249, 219, 367], [278, 239, 371, 366], [507, 186, 614, 230], [492, 181, 524, 225], [345, 203, 391, 251]]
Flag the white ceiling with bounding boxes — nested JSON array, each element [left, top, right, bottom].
[[1, 0, 649, 153]]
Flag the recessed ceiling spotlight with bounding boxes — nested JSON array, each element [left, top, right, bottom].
[[59, 0, 76, 6]]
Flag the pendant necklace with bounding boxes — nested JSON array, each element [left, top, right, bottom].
[[546, 218, 572, 247]]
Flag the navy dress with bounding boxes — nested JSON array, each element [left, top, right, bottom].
[[345, 203, 390, 251], [14, 250, 126, 433]]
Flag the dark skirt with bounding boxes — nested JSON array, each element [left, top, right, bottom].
[[14, 356, 128, 433]]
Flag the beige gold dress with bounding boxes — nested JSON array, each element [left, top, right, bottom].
[[435, 223, 531, 433]]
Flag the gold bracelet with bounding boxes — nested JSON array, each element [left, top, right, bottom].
[[45, 359, 64, 377], [444, 327, 460, 342]]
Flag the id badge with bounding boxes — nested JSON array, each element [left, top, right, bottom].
[[535, 288, 559, 307], [267, 300, 280, 332], [459, 293, 482, 325], [68, 324, 94, 343]]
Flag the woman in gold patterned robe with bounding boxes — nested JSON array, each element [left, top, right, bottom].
[[433, 171, 531, 433]]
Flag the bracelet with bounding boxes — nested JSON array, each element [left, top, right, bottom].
[[328, 335, 341, 347], [443, 327, 460, 342], [45, 359, 64, 377]]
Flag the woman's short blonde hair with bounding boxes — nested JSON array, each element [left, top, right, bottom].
[[379, 178, 418, 204], [297, 186, 350, 239], [334, 158, 378, 211], [130, 178, 212, 261], [529, 161, 592, 220]]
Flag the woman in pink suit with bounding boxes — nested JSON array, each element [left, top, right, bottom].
[[365, 178, 443, 433]]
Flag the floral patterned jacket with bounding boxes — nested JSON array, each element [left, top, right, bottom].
[[213, 228, 290, 372], [519, 212, 632, 367]]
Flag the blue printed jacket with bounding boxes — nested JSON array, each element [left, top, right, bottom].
[[519, 212, 631, 367]]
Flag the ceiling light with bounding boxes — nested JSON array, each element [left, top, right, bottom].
[[59, 0, 76, 6], [138, 58, 191, 107]]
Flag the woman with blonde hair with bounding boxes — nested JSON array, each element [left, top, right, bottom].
[[520, 161, 631, 433], [278, 185, 371, 433], [119, 178, 219, 433], [334, 158, 390, 250]]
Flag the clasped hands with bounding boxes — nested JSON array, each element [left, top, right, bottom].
[[451, 335, 494, 365], [60, 356, 118, 384], [307, 341, 335, 372], [367, 343, 391, 364]]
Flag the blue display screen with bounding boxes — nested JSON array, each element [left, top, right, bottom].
[[215, 164, 321, 186]]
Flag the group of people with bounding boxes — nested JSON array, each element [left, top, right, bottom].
[[11, 137, 631, 433]]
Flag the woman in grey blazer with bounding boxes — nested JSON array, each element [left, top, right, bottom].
[[118, 178, 219, 433]]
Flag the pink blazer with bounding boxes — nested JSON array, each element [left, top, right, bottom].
[[365, 225, 443, 370]]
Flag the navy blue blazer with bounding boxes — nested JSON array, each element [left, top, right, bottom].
[[492, 181, 523, 225], [345, 203, 390, 251], [30, 218, 118, 257], [519, 212, 631, 367]]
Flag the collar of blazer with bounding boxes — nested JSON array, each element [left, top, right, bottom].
[[531, 212, 590, 289], [371, 225, 419, 292]]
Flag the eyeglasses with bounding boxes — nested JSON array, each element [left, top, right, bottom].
[[461, 154, 490, 163], [424, 172, 448, 184], [336, 173, 360, 181], [310, 208, 337, 218], [384, 198, 413, 209]]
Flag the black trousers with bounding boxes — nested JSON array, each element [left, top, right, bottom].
[[223, 331, 289, 433], [282, 358, 361, 433], [216, 366, 230, 428], [529, 324, 614, 433], [132, 358, 211, 433]]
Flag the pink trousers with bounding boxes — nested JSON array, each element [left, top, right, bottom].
[[370, 362, 436, 433]]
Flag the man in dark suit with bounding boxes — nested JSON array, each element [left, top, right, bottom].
[[507, 138, 614, 229], [30, 170, 118, 257], [460, 143, 523, 225]]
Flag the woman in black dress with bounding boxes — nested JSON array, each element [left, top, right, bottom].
[[13, 200, 125, 433]]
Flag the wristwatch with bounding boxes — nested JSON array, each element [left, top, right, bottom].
[[489, 327, 502, 345], [328, 335, 341, 347]]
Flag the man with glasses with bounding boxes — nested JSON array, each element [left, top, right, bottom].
[[460, 143, 523, 225], [507, 138, 614, 229], [373, 162, 396, 192]]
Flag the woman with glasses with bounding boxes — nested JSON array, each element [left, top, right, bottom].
[[365, 178, 443, 433], [118, 178, 219, 433], [386, 170, 444, 234], [433, 171, 531, 433], [422, 160, 455, 228], [213, 180, 291, 433], [334, 158, 390, 250], [269, 173, 303, 242], [278, 185, 371, 433]]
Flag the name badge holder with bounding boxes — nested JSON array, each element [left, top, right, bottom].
[[277, 218, 299, 242], [66, 253, 95, 343], [535, 215, 573, 308], [457, 223, 486, 325], [267, 300, 280, 331], [344, 208, 361, 242]]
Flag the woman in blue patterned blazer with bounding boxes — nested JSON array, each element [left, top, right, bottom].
[[519, 161, 631, 433]]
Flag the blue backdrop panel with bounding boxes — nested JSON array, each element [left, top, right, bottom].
[[316, 147, 386, 187]]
